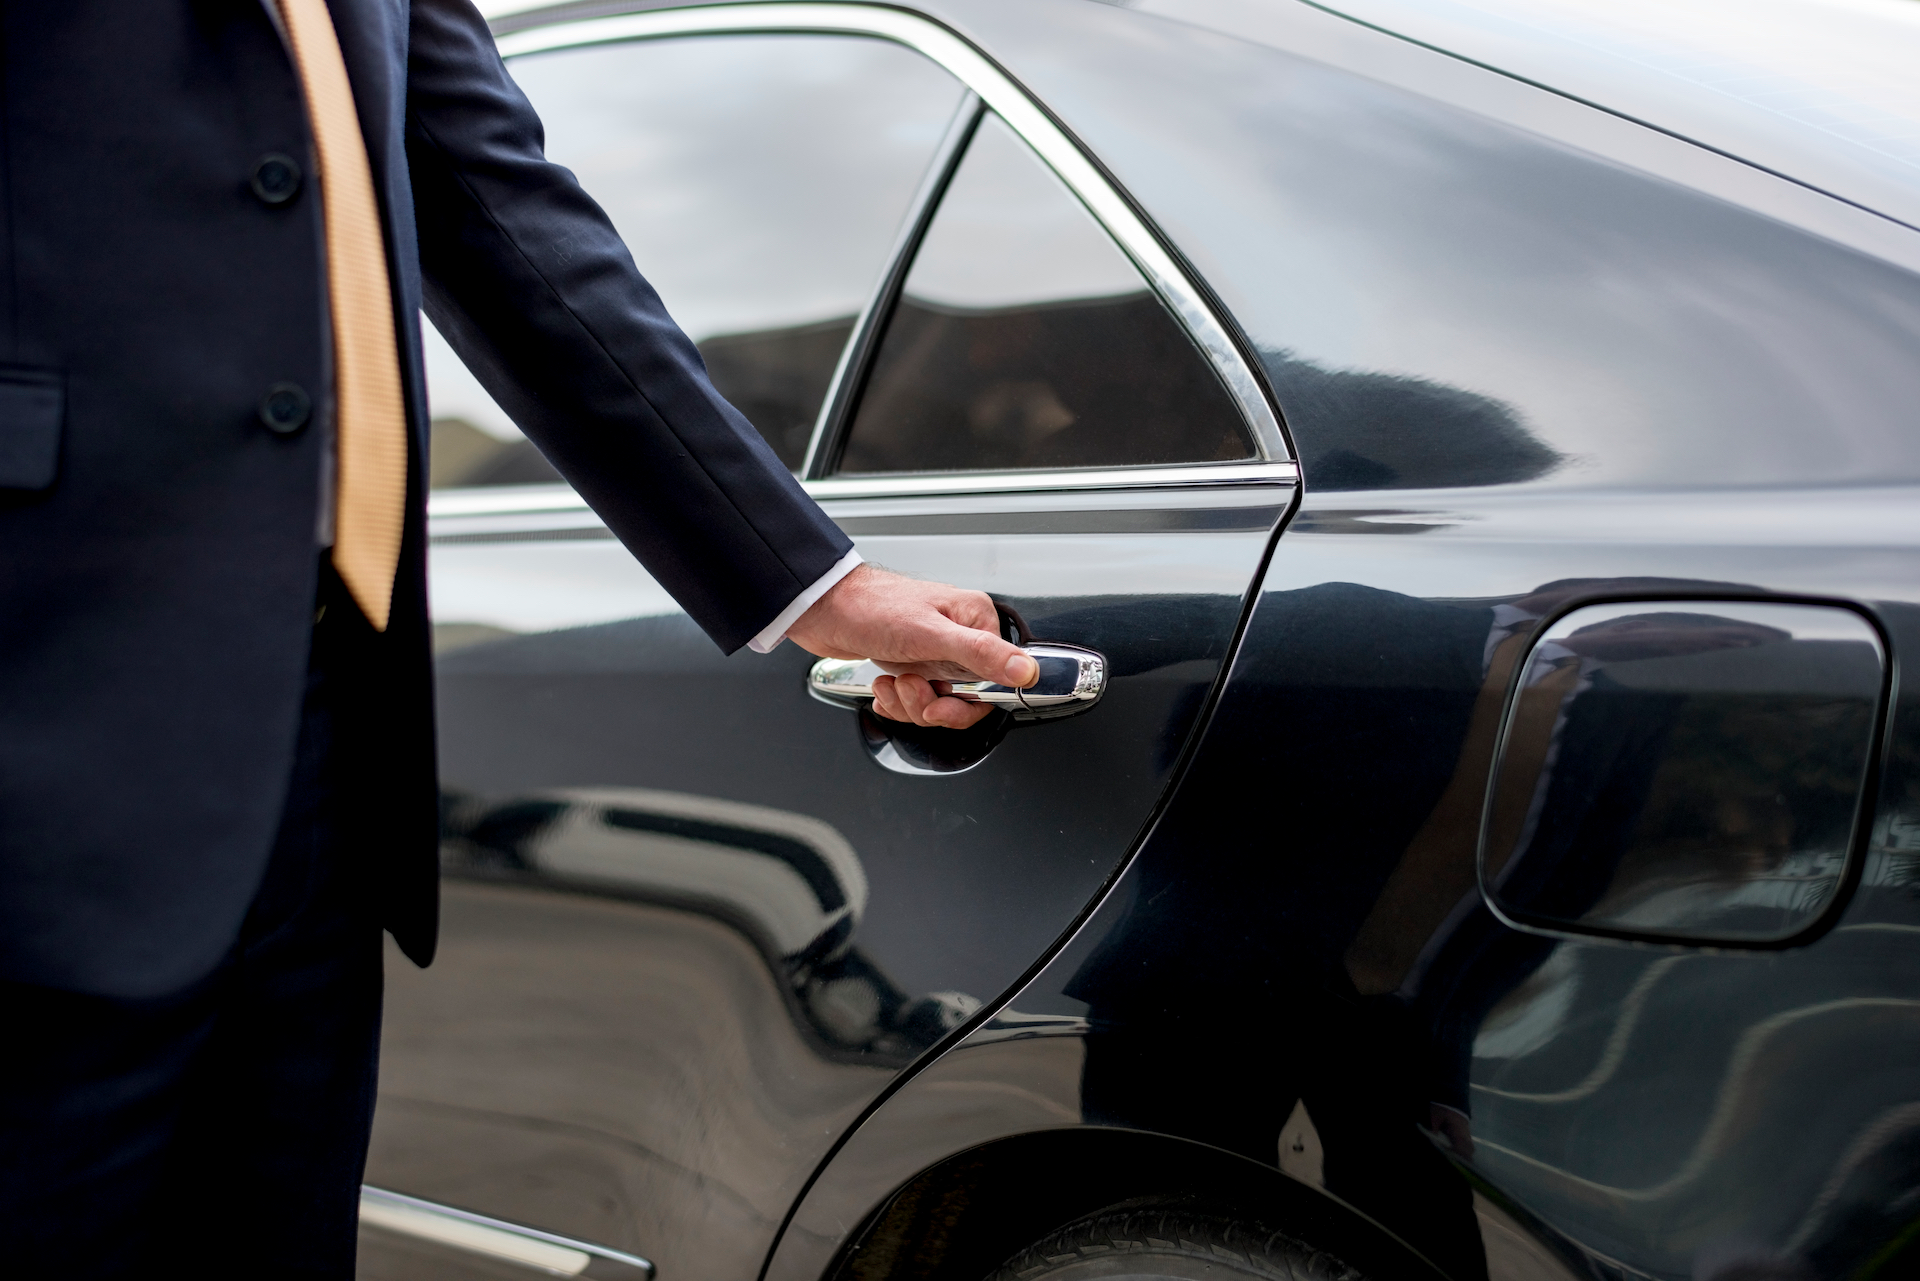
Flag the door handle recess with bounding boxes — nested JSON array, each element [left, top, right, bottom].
[[808, 643, 1106, 722]]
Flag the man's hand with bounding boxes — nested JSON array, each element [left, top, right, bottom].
[[786, 564, 1037, 729]]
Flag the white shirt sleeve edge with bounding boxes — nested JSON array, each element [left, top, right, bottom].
[[746, 548, 864, 654]]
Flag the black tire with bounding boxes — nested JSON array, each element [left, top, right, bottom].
[[984, 1209, 1367, 1281]]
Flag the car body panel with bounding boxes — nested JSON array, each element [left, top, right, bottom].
[[378, 18, 1296, 1273], [368, 2, 1920, 1278], [369, 482, 1288, 1277], [774, 484, 1920, 1280], [921, 0, 1920, 495], [1272, 0, 1920, 234]]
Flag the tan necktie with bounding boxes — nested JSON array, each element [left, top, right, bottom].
[[277, 0, 409, 631]]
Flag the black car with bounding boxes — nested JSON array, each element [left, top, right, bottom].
[[359, 2, 1920, 1279]]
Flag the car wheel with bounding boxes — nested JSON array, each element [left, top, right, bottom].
[[984, 1209, 1366, 1281]]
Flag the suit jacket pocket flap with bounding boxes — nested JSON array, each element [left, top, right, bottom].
[[0, 369, 64, 490]]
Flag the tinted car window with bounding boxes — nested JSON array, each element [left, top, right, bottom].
[[836, 112, 1253, 475], [428, 33, 966, 483], [956, 4, 1920, 493]]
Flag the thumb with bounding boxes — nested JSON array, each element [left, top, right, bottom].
[[938, 618, 1038, 688]]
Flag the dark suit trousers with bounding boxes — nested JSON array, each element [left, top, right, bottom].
[[0, 574, 384, 1279]]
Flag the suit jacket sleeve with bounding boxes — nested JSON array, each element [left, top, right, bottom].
[[402, 0, 854, 653]]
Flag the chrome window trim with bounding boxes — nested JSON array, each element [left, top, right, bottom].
[[800, 460, 1297, 500], [489, 1, 1291, 472], [429, 483, 591, 519], [429, 470, 1297, 543], [360, 1186, 655, 1279], [812, 480, 1295, 518], [426, 462, 1299, 526]]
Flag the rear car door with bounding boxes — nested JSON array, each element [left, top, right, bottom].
[[361, 8, 1294, 1280]]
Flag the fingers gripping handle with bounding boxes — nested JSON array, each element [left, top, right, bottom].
[[808, 644, 1107, 723]]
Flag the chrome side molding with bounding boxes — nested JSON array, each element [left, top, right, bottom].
[[360, 1186, 655, 1280], [426, 462, 1298, 523], [809, 643, 1107, 722], [803, 461, 1297, 501]]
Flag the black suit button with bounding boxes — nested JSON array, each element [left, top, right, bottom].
[[250, 153, 302, 205], [259, 383, 311, 435]]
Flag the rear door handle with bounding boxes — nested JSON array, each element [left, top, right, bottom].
[[808, 643, 1107, 722]]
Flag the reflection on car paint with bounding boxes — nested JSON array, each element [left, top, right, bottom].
[[389, 1, 1920, 1276], [1256, 351, 1561, 493], [1479, 602, 1883, 946], [441, 787, 981, 1064], [386, 506, 1280, 1278], [998, 1, 1920, 494], [851, 539, 1920, 1281]]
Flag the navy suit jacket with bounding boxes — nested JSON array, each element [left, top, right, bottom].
[[0, 0, 852, 998]]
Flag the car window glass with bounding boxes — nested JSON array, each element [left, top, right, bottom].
[[835, 113, 1254, 475], [427, 33, 966, 485]]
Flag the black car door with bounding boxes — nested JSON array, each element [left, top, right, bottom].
[[360, 8, 1293, 1280]]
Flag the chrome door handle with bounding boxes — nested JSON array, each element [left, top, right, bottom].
[[808, 643, 1107, 722]]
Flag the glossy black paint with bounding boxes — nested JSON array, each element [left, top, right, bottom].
[[936, 0, 1920, 494], [372, 2, 1920, 1279], [367, 501, 1283, 1279], [759, 8, 1920, 1276], [1480, 600, 1885, 948], [773, 487, 1920, 1281]]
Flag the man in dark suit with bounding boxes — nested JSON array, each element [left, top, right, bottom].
[[0, 2, 1028, 1273]]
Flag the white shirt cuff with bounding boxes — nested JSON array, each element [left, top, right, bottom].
[[747, 549, 864, 654]]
